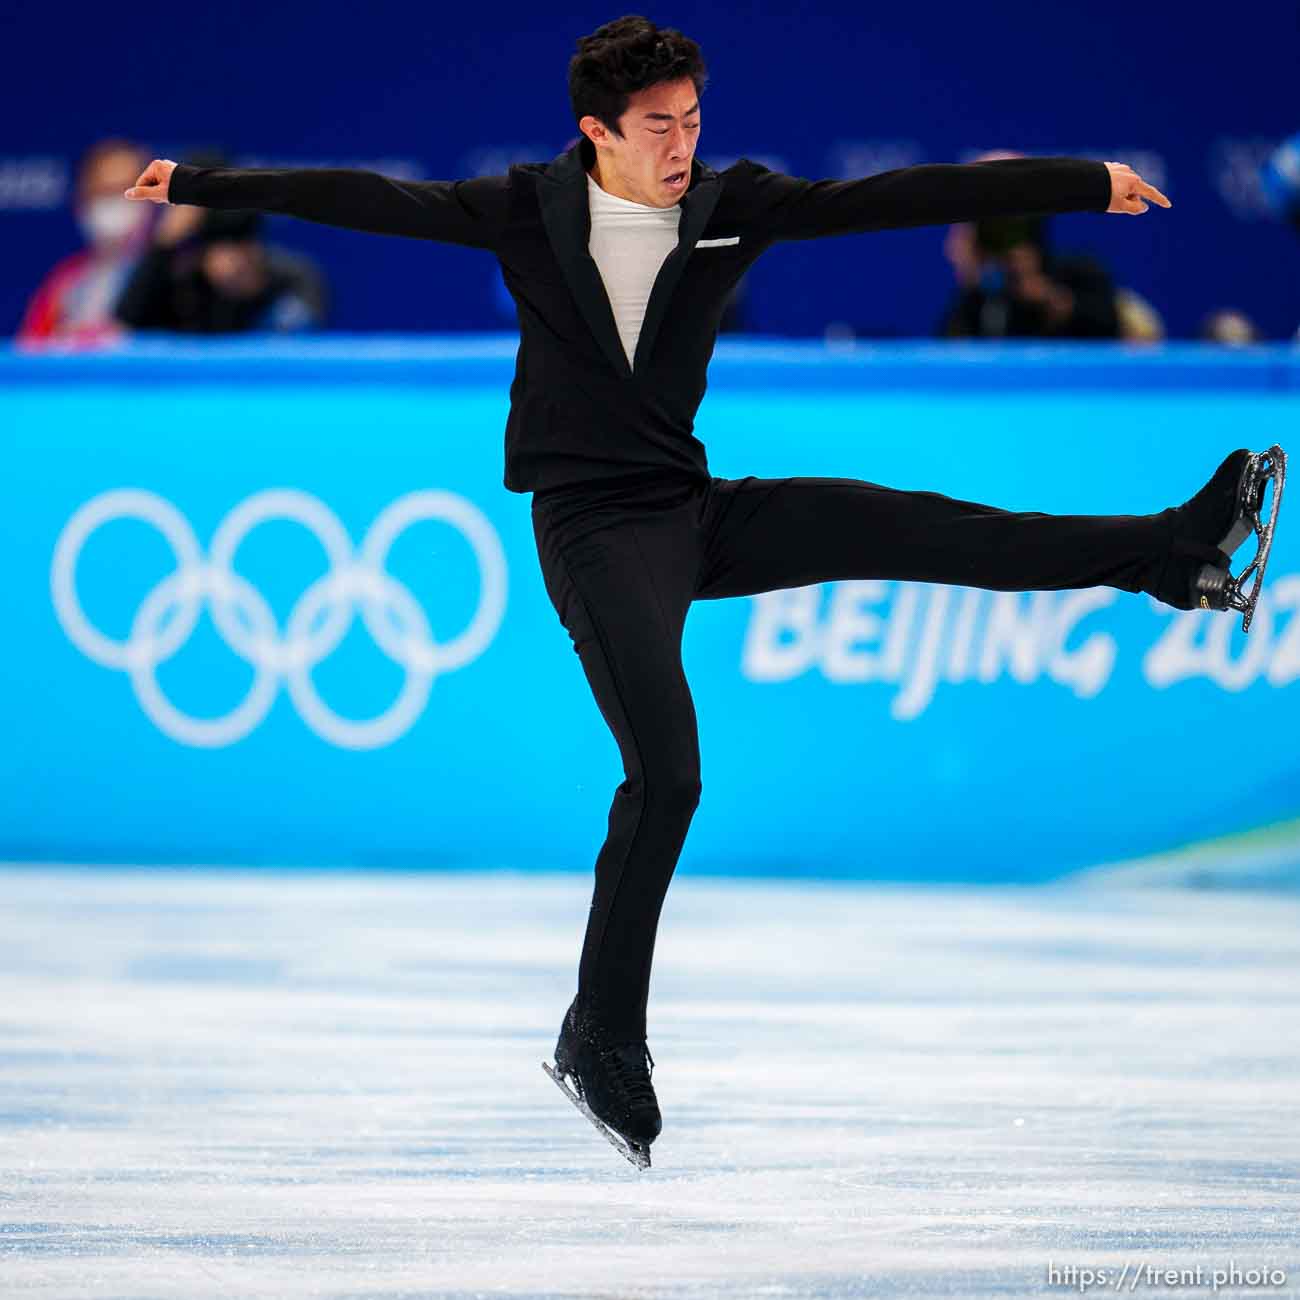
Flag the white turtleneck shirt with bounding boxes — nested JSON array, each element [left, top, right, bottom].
[[586, 171, 682, 370]]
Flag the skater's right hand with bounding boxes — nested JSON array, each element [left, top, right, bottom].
[[124, 159, 177, 204]]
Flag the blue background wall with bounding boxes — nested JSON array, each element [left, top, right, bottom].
[[3, 340, 1297, 880], [5, 0, 1298, 339]]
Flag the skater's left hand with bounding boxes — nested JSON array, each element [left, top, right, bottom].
[[1104, 161, 1171, 215]]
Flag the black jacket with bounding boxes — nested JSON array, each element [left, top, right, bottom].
[[168, 137, 1113, 495]]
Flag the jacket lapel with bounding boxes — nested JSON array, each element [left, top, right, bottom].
[[537, 138, 721, 382], [632, 167, 720, 375], [538, 146, 632, 380]]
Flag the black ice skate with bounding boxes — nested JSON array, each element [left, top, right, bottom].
[[1172, 445, 1286, 633], [542, 999, 661, 1171]]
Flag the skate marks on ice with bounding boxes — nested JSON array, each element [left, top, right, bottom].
[[0, 867, 1298, 1297]]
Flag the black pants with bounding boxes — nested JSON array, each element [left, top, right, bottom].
[[530, 470, 1186, 1041]]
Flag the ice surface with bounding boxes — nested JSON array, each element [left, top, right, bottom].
[[0, 867, 1297, 1298]]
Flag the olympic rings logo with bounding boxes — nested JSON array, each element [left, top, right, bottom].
[[51, 488, 507, 749]]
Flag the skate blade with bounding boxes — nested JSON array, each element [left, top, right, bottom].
[[1223, 445, 1286, 633], [542, 1061, 652, 1171]]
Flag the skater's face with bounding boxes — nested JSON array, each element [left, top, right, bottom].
[[580, 76, 700, 208]]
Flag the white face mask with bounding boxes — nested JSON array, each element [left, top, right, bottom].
[[78, 196, 148, 248]]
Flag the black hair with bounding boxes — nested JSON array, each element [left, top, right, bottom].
[[568, 15, 708, 139], [973, 215, 1049, 256], [196, 208, 263, 246]]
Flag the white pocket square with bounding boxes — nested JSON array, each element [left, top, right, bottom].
[[695, 235, 740, 247]]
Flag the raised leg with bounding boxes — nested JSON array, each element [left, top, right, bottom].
[[695, 475, 1180, 602]]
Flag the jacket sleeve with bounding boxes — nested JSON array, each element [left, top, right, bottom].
[[737, 157, 1112, 241], [167, 164, 510, 252]]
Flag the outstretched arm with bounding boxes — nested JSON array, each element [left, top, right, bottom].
[[125, 158, 509, 252], [738, 156, 1170, 242]]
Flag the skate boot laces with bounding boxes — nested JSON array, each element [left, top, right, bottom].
[[542, 1033, 659, 1170], [601, 1040, 656, 1110]]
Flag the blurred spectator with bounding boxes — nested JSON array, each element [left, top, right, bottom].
[[1260, 131, 1300, 338], [938, 147, 1120, 341], [939, 212, 1120, 339], [17, 137, 153, 347], [1200, 309, 1261, 346], [1260, 131, 1300, 234], [114, 152, 328, 335], [1114, 287, 1166, 344]]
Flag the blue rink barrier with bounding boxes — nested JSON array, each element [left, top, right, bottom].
[[3, 337, 1299, 881]]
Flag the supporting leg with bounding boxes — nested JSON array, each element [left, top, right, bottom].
[[533, 514, 702, 1041]]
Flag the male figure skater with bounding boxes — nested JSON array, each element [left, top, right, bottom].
[[127, 15, 1284, 1170]]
